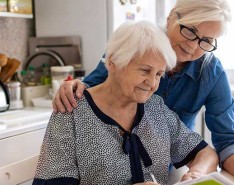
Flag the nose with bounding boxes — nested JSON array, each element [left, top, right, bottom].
[[145, 75, 157, 89]]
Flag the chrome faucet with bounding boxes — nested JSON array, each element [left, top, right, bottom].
[[23, 50, 65, 70]]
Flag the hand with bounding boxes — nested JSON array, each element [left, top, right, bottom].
[[133, 182, 160, 185], [52, 79, 87, 113], [181, 172, 204, 181], [223, 154, 234, 176]]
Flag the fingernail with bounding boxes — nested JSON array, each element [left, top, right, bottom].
[[72, 103, 77, 108]]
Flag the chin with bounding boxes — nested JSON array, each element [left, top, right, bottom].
[[136, 97, 150, 103]]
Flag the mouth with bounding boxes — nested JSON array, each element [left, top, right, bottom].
[[179, 45, 192, 55], [137, 87, 150, 92]]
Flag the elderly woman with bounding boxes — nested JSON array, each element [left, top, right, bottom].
[[33, 21, 218, 185], [52, 0, 234, 175]]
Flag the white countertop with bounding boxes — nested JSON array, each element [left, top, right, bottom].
[[0, 107, 52, 139]]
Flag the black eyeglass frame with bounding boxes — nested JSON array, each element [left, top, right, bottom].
[[179, 24, 217, 52]]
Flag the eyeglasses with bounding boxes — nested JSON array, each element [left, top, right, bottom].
[[179, 24, 217, 52]]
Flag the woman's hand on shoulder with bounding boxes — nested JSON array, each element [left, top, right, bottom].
[[52, 79, 87, 113]]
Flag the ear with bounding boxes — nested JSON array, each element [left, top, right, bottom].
[[107, 56, 117, 73], [167, 9, 175, 29]]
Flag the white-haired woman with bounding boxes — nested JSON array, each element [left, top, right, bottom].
[[52, 0, 234, 175], [33, 21, 218, 185]]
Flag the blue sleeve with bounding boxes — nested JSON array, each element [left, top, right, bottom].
[[83, 57, 108, 87], [204, 70, 234, 164]]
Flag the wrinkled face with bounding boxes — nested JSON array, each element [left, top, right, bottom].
[[167, 13, 222, 63], [113, 51, 166, 103]]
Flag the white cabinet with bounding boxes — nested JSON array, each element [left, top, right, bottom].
[[0, 108, 51, 185], [0, 128, 46, 185]]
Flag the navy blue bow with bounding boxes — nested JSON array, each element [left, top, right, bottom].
[[122, 132, 152, 183]]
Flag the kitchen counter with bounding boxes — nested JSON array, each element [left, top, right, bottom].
[[0, 107, 52, 139], [0, 107, 52, 184]]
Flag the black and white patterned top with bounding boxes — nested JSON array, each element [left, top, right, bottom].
[[33, 90, 207, 185]]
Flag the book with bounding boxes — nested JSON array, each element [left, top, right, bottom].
[[174, 172, 233, 185]]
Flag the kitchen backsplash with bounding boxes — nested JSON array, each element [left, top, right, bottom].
[[0, 17, 34, 63]]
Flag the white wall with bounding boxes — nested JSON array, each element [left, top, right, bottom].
[[34, 0, 108, 75]]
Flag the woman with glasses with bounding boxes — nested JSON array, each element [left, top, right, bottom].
[[52, 0, 234, 175], [34, 21, 218, 185]]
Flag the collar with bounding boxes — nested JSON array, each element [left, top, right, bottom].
[[184, 58, 203, 81]]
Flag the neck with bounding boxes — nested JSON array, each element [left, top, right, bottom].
[[87, 81, 138, 131], [172, 62, 187, 72]]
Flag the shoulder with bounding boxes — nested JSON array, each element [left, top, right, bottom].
[[200, 54, 224, 78], [145, 94, 167, 114]]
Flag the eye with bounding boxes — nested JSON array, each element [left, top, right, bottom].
[[156, 72, 165, 78], [202, 37, 214, 44], [140, 68, 150, 74]]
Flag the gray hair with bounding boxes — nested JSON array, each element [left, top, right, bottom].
[[105, 21, 176, 70], [174, 0, 232, 35]]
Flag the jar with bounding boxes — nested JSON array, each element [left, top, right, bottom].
[[51, 66, 74, 97], [7, 81, 24, 110], [7, 81, 21, 101]]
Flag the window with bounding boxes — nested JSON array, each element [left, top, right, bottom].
[[213, 1, 234, 70]]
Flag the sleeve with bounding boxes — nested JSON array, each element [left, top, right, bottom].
[[33, 112, 79, 185], [158, 97, 208, 168], [82, 55, 108, 87], [204, 70, 234, 164]]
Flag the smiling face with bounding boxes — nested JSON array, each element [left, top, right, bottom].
[[112, 51, 166, 103], [167, 13, 222, 63]]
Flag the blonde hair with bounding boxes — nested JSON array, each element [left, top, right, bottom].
[[105, 21, 176, 70], [173, 0, 232, 35]]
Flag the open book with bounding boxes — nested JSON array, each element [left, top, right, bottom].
[[175, 172, 233, 185]]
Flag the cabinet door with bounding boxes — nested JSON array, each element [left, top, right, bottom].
[[0, 155, 39, 185], [0, 128, 46, 184], [0, 128, 46, 167]]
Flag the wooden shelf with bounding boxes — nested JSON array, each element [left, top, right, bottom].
[[0, 12, 33, 19]]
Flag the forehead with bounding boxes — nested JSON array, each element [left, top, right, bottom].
[[186, 21, 222, 38], [132, 51, 167, 69]]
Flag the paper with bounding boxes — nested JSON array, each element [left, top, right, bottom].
[[175, 172, 233, 185]]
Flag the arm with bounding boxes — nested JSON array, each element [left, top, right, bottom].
[[204, 70, 234, 174], [223, 154, 234, 176], [52, 58, 108, 113], [33, 112, 79, 185], [181, 146, 218, 181]]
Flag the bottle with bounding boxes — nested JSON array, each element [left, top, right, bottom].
[[27, 65, 36, 86], [20, 70, 28, 85], [40, 63, 51, 85]]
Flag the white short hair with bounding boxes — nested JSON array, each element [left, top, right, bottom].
[[174, 0, 232, 35], [105, 21, 176, 70]]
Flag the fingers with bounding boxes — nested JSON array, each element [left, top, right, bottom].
[[181, 172, 204, 181], [59, 81, 75, 112], [52, 87, 66, 113], [52, 79, 84, 113], [75, 80, 87, 99]]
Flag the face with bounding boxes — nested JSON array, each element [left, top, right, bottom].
[[167, 13, 222, 63], [112, 51, 166, 103]]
